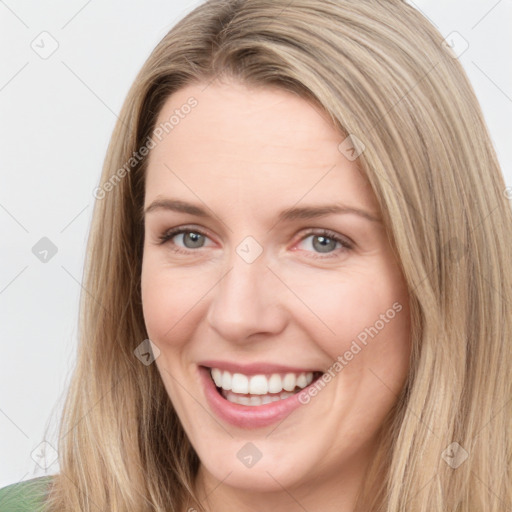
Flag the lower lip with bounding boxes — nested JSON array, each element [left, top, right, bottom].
[[198, 366, 308, 429]]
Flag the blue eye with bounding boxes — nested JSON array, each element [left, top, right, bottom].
[[158, 228, 211, 249], [309, 234, 338, 253], [157, 227, 352, 258], [297, 230, 352, 256], [177, 231, 206, 248]]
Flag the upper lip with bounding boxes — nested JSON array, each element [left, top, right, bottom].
[[199, 360, 322, 375]]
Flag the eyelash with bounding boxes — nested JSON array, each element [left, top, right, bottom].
[[157, 226, 353, 258]]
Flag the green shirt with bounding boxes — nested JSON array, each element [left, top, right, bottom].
[[0, 476, 53, 511]]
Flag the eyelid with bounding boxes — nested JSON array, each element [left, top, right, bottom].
[[292, 228, 353, 256], [156, 225, 353, 258], [157, 225, 215, 246], [297, 227, 352, 245]]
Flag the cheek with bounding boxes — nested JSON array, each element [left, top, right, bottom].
[[140, 255, 212, 347], [289, 263, 406, 325], [293, 267, 411, 444], [284, 261, 410, 375]]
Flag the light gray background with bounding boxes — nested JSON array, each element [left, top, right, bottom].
[[1, 0, 511, 487]]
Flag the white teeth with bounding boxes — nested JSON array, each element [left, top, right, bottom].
[[238, 395, 250, 405], [223, 389, 295, 406], [268, 374, 282, 393], [210, 368, 315, 396], [249, 396, 262, 406], [211, 368, 222, 387], [231, 373, 249, 394], [296, 373, 307, 388], [221, 371, 232, 391], [283, 373, 297, 391], [249, 375, 268, 395]]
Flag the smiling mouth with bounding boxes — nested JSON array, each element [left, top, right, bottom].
[[208, 367, 324, 406]]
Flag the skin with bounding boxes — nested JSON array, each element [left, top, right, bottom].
[[141, 78, 411, 512]]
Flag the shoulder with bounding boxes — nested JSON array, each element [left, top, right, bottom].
[[0, 476, 54, 512]]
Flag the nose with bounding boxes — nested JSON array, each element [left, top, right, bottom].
[[206, 249, 288, 343]]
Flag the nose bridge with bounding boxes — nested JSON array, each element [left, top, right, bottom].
[[206, 243, 286, 341]]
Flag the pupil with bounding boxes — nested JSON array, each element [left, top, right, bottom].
[[184, 232, 204, 248], [313, 235, 336, 253]]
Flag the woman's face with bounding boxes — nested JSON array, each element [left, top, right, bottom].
[[141, 80, 411, 503]]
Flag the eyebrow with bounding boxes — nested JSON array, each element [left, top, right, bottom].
[[143, 198, 382, 223]]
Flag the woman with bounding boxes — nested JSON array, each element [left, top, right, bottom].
[[1, 0, 510, 510]]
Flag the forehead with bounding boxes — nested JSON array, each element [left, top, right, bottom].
[[144, 81, 378, 215]]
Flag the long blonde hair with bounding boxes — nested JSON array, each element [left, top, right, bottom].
[[45, 0, 512, 510]]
